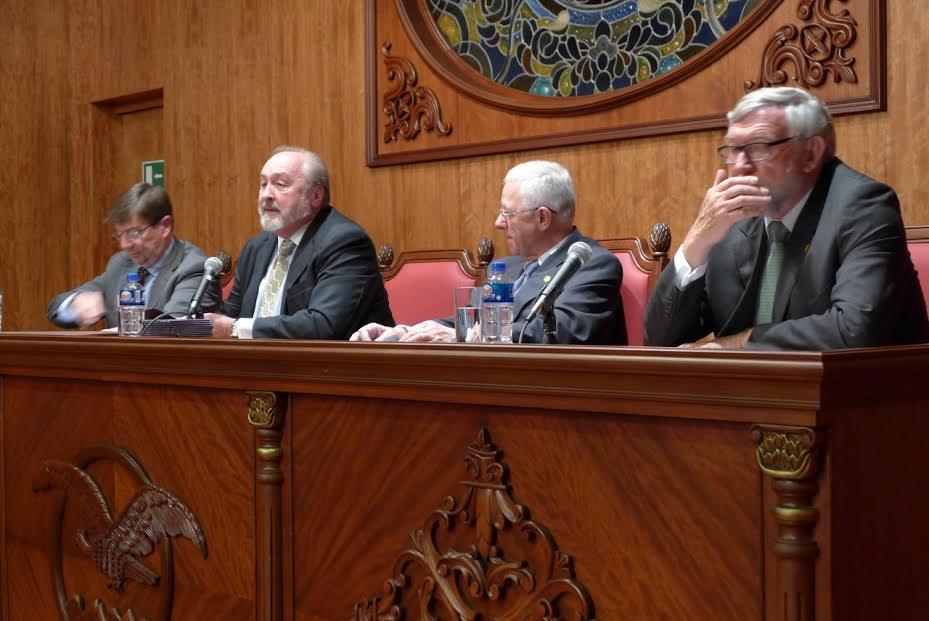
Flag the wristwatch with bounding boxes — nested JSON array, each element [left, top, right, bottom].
[[230, 319, 240, 339]]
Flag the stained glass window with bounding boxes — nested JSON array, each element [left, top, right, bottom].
[[428, 0, 763, 97]]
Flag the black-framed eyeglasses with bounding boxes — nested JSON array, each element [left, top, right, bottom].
[[498, 206, 543, 220], [112, 225, 153, 243], [717, 136, 796, 164]]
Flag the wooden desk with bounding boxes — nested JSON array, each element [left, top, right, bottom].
[[1, 334, 926, 620]]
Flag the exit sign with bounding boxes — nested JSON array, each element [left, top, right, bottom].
[[142, 160, 165, 187]]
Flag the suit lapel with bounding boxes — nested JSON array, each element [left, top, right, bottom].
[[512, 230, 581, 320], [146, 239, 184, 310], [242, 236, 278, 316], [718, 218, 766, 335], [771, 162, 834, 321], [282, 206, 331, 296]]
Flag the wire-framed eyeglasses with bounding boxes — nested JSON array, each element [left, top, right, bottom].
[[716, 136, 797, 164], [498, 206, 543, 220], [112, 225, 153, 243]]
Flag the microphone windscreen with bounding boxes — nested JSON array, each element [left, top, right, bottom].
[[204, 256, 224, 274], [567, 241, 593, 265]]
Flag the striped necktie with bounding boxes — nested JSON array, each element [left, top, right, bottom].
[[258, 239, 296, 318], [755, 221, 789, 325]]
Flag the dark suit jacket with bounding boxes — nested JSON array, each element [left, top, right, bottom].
[[222, 205, 394, 339], [439, 229, 626, 344], [645, 158, 929, 349], [47, 238, 218, 329]]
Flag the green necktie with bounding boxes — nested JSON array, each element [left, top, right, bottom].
[[258, 239, 295, 318], [755, 221, 789, 325]]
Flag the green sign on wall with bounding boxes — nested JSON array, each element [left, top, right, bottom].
[[142, 160, 165, 187]]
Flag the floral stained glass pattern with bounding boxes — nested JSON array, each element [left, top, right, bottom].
[[428, 0, 763, 97]]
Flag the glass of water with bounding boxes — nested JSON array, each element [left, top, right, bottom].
[[453, 286, 481, 342]]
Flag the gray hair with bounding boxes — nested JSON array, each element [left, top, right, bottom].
[[728, 87, 836, 155], [503, 160, 575, 224], [270, 145, 331, 204]]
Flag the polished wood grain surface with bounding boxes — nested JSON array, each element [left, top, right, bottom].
[[0, 2, 927, 331]]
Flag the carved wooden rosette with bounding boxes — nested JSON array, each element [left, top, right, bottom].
[[746, 0, 859, 90], [751, 425, 823, 621], [248, 391, 287, 621], [351, 428, 595, 621], [382, 42, 452, 143]]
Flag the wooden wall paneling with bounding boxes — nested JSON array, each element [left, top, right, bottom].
[[1, 377, 5, 621], [0, 0, 70, 332]]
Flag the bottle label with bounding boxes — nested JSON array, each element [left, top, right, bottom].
[[120, 288, 144, 306], [491, 282, 513, 303]]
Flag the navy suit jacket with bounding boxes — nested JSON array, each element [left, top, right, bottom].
[[440, 229, 626, 344], [645, 158, 929, 349], [222, 205, 394, 339]]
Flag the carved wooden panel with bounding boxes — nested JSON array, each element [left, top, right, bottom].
[[367, 0, 885, 166], [350, 429, 595, 620], [33, 445, 208, 621]]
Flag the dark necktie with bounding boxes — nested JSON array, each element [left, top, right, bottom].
[[136, 266, 151, 287], [755, 221, 789, 325]]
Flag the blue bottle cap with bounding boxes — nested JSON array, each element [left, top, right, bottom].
[[127, 272, 139, 282], [490, 261, 506, 273]]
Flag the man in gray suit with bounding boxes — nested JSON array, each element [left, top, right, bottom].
[[644, 87, 929, 349], [350, 160, 626, 344], [48, 183, 218, 329]]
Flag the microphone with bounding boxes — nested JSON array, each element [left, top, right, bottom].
[[186, 256, 225, 318], [525, 242, 593, 322]]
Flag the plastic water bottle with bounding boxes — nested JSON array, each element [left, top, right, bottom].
[[482, 261, 513, 344], [118, 273, 144, 336]]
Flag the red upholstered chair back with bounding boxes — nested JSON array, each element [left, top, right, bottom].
[[906, 226, 929, 309], [597, 223, 671, 346], [378, 238, 495, 326]]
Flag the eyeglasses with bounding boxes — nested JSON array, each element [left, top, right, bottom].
[[498, 206, 543, 220], [717, 136, 796, 164], [112, 225, 153, 243]]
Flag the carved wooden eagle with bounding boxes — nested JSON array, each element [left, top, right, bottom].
[[34, 459, 208, 592]]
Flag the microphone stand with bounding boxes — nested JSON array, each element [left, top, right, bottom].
[[541, 299, 557, 344]]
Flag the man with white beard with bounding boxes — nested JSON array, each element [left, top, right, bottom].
[[206, 146, 393, 339]]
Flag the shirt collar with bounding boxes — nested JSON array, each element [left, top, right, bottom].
[[765, 187, 814, 233], [532, 231, 574, 268]]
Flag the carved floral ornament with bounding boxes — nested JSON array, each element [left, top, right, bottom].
[[382, 42, 453, 143], [746, 0, 860, 90], [351, 428, 595, 621], [32, 445, 208, 621]]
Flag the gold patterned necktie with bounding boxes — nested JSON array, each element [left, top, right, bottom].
[[755, 221, 789, 325], [258, 239, 296, 318]]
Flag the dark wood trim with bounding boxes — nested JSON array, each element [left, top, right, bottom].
[[365, 0, 379, 167], [93, 88, 164, 116], [906, 225, 929, 242], [393, 0, 783, 115]]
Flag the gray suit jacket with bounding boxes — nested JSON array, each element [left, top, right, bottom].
[[222, 205, 394, 339], [439, 229, 626, 344], [644, 158, 929, 349], [47, 238, 218, 329]]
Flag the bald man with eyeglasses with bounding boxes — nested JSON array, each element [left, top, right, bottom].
[[645, 87, 929, 350], [48, 183, 219, 329]]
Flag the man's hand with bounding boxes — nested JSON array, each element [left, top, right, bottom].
[[398, 320, 456, 343], [350, 323, 411, 342], [678, 328, 752, 349], [70, 291, 106, 328], [680, 170, 771, 268], [205, 313, 234, 338]]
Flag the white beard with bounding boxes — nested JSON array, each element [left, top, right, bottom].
[[258, 196, 312, 233]]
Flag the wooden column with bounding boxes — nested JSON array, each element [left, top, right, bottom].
[[752, 424, 823, 621], [248, 391, 286, 621]]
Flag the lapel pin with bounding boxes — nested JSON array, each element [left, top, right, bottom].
[[543, 275, 551, 283], [804, 243, 811, 254]]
